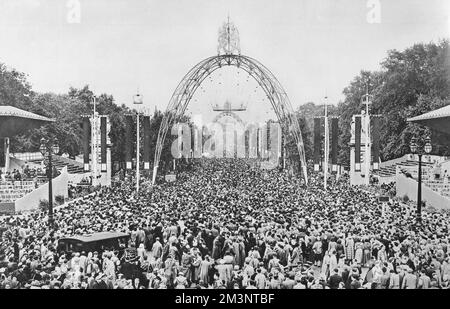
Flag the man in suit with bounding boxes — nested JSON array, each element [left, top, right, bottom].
[[341, 266, 350, 288], [328, 268, 343, 289], [380, 267, 391, 289], [151, 237, 163, 260]]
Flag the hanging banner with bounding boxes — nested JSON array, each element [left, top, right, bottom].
[[0, 139, 4, 168], [100, 117, 107, 171], [331, 118, 338, 172], [313, 118, 321, 171], [125, 115, 133, 170], [83, 117, 90, 171], [355, 116, 362, 172], [143, 116, 151, 170], [324, 117, 329, 174], [372, 117, 380, 170]]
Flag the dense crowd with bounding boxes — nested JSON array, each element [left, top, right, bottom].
[[0, 165, 59, 183], [1, 159, 450, 289], [68, 183, 98, 200], [0, 167, 40, 182]]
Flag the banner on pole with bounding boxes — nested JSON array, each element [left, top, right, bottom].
[[125, 115, 133, 170], [143, 116, 151, 169], [83, 117, 90, 171], [313, 118, 321, 171], [100, 116, 107, 171], [331, 118, 338, 169], [355, 116, 362, 172], [372, 117, 380, 170]]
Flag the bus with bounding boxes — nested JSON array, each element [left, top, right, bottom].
[[57, 232, 130, 256]]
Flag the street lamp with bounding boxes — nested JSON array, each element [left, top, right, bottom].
[[133, 92, 143, 193], [409, 135, 432, 224], [40, 137, 59, 228]]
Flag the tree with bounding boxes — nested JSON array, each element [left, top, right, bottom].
[[337, 40, 450, 165], [67, 86, 131, 162], [0, 63, 34, 109], [296, 102, 338, 164], [337, 70, 382, 166]]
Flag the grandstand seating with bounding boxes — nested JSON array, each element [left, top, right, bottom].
[[29, 155, 84, 174], [422, 178, 450, 199], [0, 180, 36, 203], [378, 157, 450, 199], [1, 153, 83, 203], [374, 159, 434, 178]]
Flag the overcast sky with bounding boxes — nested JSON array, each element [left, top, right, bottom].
[[0, 0, 449, 123]]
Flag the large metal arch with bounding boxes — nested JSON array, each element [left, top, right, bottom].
[[152, 54, 308, 184]]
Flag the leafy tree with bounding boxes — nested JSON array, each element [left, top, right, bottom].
[[296, 102, 339, 164], [0, 62, 34, 109], [337, 40, 450, 165]]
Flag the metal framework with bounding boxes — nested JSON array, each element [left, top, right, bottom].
[[212, 111, 245, 127], [152, 54, 308, 184]]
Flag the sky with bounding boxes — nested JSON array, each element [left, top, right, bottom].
[[0, 0, 449, 123]]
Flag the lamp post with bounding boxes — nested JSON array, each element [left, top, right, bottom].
[[40, 137, 59, 228], [133, 92, 143, 193], [409, 135, 432, 224]]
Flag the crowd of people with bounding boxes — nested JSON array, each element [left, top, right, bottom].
[[68, 183, 98, 200], [1, 158, 450, 289], [0, 165, 59, 183], [0, 167, 41, 182]]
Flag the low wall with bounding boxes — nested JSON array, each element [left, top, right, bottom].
[[0, 202, 15, 215], [15, 167, 69, 213], [396, 174, 450, 211]]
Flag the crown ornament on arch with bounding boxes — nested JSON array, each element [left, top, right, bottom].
[[217, 16, 241, 56]]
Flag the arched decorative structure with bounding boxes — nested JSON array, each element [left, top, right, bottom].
[[212, 111, 245, 127], [152, 54, 308, 184]]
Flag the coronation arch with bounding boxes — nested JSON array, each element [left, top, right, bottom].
[[152, 54, 309, 184], [212, 111, 245, 126]]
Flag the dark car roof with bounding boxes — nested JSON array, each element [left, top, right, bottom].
[[59, 232, 129, 243]]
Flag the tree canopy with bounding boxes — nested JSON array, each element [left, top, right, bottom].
[[297, 40, 450, 167]]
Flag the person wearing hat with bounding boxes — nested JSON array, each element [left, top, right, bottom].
[[180, 246, 193, 285], [151, 237, 163, 260]]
